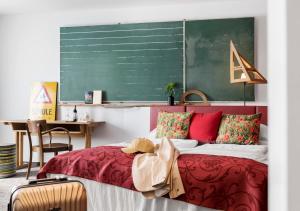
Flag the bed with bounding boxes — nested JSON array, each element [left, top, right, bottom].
[[37, 105, 268, 211]]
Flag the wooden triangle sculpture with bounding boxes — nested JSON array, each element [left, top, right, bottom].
[[230, 41, 267, 84]]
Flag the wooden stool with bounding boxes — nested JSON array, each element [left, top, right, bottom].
[[0, 143, 16, 178]]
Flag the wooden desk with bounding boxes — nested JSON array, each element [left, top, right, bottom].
[[0, 120, 105, 169]]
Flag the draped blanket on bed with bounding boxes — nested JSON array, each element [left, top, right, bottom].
[[37, 146, 267, 211]]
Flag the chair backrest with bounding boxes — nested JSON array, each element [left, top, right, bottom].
[[27, 120, 47, 133], [26, 120, 48, 148]]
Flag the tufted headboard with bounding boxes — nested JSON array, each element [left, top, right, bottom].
[[150, 105, 268, 131]]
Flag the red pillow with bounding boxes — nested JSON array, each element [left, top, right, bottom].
[[188, 111, 223, 143]]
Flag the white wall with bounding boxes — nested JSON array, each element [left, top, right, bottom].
[[268, 0, 288, 209], [286, 1, 300, 209], [268, 0, 300, 210], [0, 0, 267, 160]]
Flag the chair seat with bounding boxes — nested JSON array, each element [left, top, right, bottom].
[[32, 143, 72, 153]]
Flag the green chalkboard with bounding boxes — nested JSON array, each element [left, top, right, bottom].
[[60, 21, 183, 102], [185, 18, 254, 101], [60, 18, 255, 102]]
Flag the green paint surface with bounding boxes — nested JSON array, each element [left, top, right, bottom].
[[185, 18, 255, 101], [60, 18, 254, 102], [60, 21, 183, 101]]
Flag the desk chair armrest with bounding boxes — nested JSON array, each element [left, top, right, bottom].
[[42, 127, 72, 147]]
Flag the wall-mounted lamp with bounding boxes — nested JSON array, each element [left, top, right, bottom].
[[229, 41, 267, 105]]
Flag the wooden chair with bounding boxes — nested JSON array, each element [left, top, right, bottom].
[[25, 120, 73, 179]]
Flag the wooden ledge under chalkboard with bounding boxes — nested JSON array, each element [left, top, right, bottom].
[[58, 102, 173, 108], [59, 102, 258, 108]]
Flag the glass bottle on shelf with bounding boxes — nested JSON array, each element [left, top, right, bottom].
[[73, 105, 78, 122]]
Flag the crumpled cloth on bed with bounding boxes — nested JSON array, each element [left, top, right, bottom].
[[132, 138, 185, 199]]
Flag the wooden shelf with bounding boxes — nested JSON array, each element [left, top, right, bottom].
[[58, 101, 267, 108], [59, 103, 104, 107], [58, 102, 170, 108]]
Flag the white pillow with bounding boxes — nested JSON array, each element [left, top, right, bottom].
[[259, 139, 268, 145], [259, 124, 268, 145], [151, 138, 198, 149], [148, 128, 157, 140], [260, 124, 268, 140], [147, 128, 198, 149]]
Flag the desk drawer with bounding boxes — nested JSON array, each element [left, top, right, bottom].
[[47, 124, 83, 134]]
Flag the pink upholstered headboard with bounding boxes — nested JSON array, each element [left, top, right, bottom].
[[150, 105, 268, 131], [257, 106, 268, 126]]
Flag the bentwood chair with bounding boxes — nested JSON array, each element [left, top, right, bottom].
[[25, 120, 73, 179]]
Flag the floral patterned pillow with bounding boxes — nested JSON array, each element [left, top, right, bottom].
[[156, 112, 193, 139], [216, 113, 261, 145]]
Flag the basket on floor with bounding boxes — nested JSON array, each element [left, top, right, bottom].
[[0, 143, 16, 178]]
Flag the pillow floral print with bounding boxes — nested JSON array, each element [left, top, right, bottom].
[[216, 113, 261, 145], [156, 111, 193, 139]]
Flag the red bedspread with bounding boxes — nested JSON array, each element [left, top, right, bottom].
[[37, 146, 267, 211]]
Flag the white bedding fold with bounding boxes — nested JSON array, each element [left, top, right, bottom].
[[109, 140, 268, 164], [49, 174, 221, 211], [180, 144, 268, 164]]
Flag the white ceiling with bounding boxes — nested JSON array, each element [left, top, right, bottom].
[[0, 0, 213, 15]]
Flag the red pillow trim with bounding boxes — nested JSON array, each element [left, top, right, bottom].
[[188, 111, 223, 144]]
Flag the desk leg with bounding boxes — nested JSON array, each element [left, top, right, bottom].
[[85, 126, 92, 148], [15, 132, 20, 168], [19, 132, 24, 167], [15, 131, 27, 169]]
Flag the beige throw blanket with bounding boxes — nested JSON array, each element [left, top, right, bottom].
[[132, 138, 185, 199]]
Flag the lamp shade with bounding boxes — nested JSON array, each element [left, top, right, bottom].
[[230, 41, 267, 84]]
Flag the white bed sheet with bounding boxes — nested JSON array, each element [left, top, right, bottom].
[[109, 138, 199, 150], [49, 174, 221, 211], [182, 143, 268, 164]]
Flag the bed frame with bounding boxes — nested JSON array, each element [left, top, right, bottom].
[[150, 105, 268, 130]]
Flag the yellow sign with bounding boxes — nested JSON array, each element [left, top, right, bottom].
[[29, 82, 58, 121]]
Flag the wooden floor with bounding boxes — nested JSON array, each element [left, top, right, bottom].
[[0, 167, 39, 211]]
